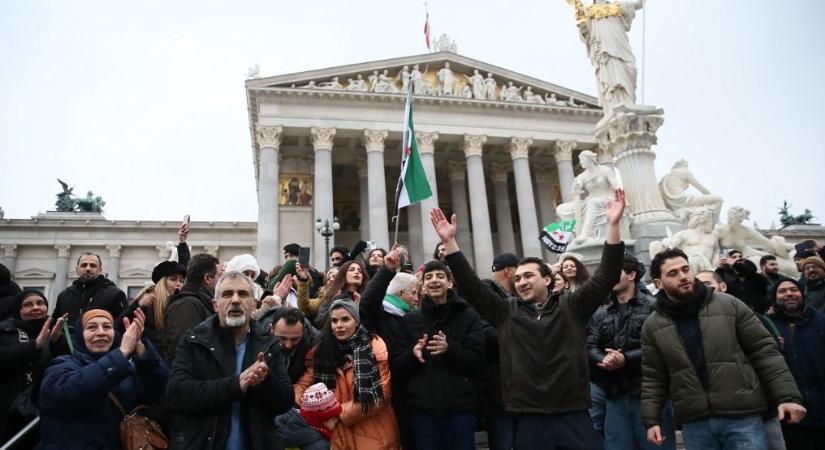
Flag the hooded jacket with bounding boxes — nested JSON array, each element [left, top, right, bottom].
[[165, 316, 294, 450], [641, 282, 802, 427], [444, 242, 624, 415], [54, 275, 127, 326], [162, 282, 214, 364], [393, 290, 486, 414]]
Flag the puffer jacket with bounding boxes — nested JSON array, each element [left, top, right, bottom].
[[768, 306, 825, 427], [54, 276, 127, 326], [641, 287, 802, 427], [587, 289, 655, 397], [274, 408, 329, 450], [165, 316, 294, 450], [295, 336, 398, 450], [444, 242, 624, 415], [162, 283, 214, 364], [394, 291, 486, 414]]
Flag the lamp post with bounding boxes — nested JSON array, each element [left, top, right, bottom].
[[315, 216, 340, 272]]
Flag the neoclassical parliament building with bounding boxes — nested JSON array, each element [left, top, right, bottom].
[[2, 49, 818, 302]]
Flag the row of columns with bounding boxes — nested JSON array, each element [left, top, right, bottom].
[[255, 124, 583, 275]]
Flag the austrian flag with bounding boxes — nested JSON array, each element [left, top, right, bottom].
[[397, 86, 433, 208]]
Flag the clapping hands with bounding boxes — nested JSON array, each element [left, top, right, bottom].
[[239, 352, 269, 392]]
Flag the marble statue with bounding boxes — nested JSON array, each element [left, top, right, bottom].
[[345, 74, 368, 92], [436, 63, 456, 96], [468, 69, 485, 100], [459, 84, 473, 98], [300, 80, 317, 89], [411, 64, 427, 95], [570, 150, 621, 243], [500, 82, 522, 102], [523, 86, 546, 104], [367, 71, 379, 92], [318, 76, 343, 90], [398, 66, 411, 93], [545, 93, 567, 106], [484, 73, 497, 100], [569, 0, 644, 118], [374, 69, 399, 93], [716, 206, 800, 276], [659, 159, 723, 222], [649, 206, 719, 273]]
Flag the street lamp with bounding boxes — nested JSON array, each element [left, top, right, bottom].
[[315, 216, 340, 272]]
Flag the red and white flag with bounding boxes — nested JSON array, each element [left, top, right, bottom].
[[424, 8, 431, 51]]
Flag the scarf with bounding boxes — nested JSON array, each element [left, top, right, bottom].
[[299, 409, 334, 440], [315, 325, 383, 414], [382, 294, 409, 317], [654, 281, 707, 320]]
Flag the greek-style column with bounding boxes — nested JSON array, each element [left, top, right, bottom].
[[1, 244, 17, 278], [448, 161, 475, 267], [355, 157, 370, 240], [491, 167, 516, 255], [54, 244, 71, 297], [463, 134, 493, 278], [363, 129, 390, 250], [106, 245, 122, 286], [311, 127, 336, 269], [534, 165, 557, 227], [553, 140, 577, 204], [255, 124, 283, 271], [509, 138, 542, 257], [416, 131, 440, 257]]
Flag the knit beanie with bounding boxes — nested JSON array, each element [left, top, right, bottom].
[[801, 256, 825, 274], [329, 298, 360, 323], [300, 382, 343, 422], [226, 254, 261, 280]]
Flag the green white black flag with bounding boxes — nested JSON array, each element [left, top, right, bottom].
[[540, 220, 576, 253]]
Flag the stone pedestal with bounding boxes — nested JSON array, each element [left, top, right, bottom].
[[596, 105, 680, 267]]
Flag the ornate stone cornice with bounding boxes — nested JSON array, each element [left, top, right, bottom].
[[55, 244, 71, 258], [415, 131, 439, 155], [106, 245, 122, 258], [597, 108, 664, 161], [534, 164, 555, 183], [491, 166, 510, 184], [448, 161, 467, 181], [553, 140, 577, 162], [462, 134, 487, 158], [509, 137, 533, 160], [256, 124, 283, 149], [1, 244, 17, 257], [362, 129, 388, 153], [310, 127, 336, 150]]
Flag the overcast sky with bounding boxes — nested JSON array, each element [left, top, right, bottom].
[[1, 0, 823, 229]]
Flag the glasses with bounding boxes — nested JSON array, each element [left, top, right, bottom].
[[803, 264, 822, 272]]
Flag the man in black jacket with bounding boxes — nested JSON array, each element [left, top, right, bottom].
[[265, 307, 318, 384], [163, 253, 222, 364], [587, 253, 675, 449], [394, 260, 486, 450], [54, 252, 127, 326], [166, 271, 293, 450], [429, 188, 626, 450]]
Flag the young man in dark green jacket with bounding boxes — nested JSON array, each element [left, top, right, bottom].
[[429, 188, 627, 450], [642, 248, 806, 449]]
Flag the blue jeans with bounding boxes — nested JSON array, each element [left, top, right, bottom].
[[604, 394, 675, 450], [681, 415, 768, 450], [589, 382, 607, 436], [485, 415, 515, 450], [514, 411, 603, 450], [410, 411, 475, 450]]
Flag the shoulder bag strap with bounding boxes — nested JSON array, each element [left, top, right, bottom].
[[108, 392, 127, 416]]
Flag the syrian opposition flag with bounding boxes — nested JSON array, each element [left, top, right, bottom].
[[397, 85, 433, 209], [540, 220, 577, 253]]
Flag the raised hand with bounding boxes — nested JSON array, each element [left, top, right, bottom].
[[384, 247, 401, 272], [273, 276, 293, 300], [120, 308, 146, 358], [35, 317, 54, 350], [178, 221, 190, 243], [413, 333, 428, 363], [429, 208, 458, 243], [605, 188, 626, 225], [295, 263, 310, 281]]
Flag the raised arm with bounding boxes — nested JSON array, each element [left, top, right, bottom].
[[430, 208, 510, 325], [360, 250, 399, 333]]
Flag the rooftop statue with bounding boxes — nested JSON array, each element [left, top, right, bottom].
[[55, 179, 77, 212], [76, 191, 106, 213], [318, 77, 343, 90], [568, 0, 644, 118], [659, 159, 723, 222]]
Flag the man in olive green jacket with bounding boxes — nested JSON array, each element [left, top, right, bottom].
[[641, 248, 806, 449]]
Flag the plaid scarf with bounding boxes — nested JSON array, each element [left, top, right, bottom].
[[315, 325, 383, 414]]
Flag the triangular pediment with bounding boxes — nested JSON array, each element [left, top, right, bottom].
[[246, 51, 598, 108], [15, 268, 55, 279]]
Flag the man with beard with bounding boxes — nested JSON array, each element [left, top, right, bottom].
[[761, 255, 783, 293], [166, 271, 293, 450], [54, 252, 127, 326], [429, 188, 627, 450], [641, 248, 806, 449], [800, 256, 825, 313], [768, 278, 825, 449], [587, 253, 675, 450]]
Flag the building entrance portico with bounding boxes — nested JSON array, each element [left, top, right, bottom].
[[247, 50, 604, 276]]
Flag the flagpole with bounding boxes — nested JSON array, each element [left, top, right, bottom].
[[392, 83, 414, 245]]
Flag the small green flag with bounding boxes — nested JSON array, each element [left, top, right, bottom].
[[540, 220, 576, 253]]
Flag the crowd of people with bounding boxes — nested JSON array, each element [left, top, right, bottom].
[[1, 187, 824, 449]]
